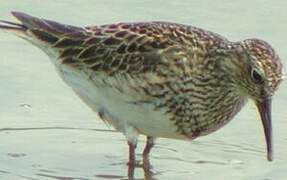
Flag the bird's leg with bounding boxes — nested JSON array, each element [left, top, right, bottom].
[[127, 141, 137, 179], [142, 136, 154, 171], [143, 136, 154, 162], [127, 141, 137, 166], [125, 126, 139, 166]]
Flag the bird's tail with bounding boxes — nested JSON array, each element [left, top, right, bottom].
[[0, 11, 85, 44], [0, 19, 27, 36]]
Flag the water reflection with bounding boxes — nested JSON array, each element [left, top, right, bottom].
[[27, 162, 157, 180], [126, 165, 158, 180]]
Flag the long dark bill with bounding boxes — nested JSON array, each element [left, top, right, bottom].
[[256, 98, 273, 161]]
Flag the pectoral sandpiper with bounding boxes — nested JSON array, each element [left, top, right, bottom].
[[0, 12, 283, 172]]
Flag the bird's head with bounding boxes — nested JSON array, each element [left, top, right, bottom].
[[240, 39, 283, 99], [230, 38, 284, 161]]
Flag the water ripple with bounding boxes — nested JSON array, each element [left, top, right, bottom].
[[36, 173, 89, 180], [0, 127, 116, 133], [95, 174, 125, 179]]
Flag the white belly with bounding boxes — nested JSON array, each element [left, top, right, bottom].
[[58, 65, 182, 139]]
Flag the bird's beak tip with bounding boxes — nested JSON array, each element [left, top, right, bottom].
[[268, 155, 273, 162], [256, 98, 273, 162]]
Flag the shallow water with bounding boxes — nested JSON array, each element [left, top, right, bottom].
[[0, 0, 287, 179]]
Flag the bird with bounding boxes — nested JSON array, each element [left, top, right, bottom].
[[0, 12, 284, 171]]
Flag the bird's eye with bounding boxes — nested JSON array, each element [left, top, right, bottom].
[[251, 69, 264, 84]]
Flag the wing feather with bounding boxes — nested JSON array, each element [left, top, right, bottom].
[[3, 12, 228, 101]]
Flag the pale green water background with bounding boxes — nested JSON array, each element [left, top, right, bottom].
[[0, 1, 286, 179]]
